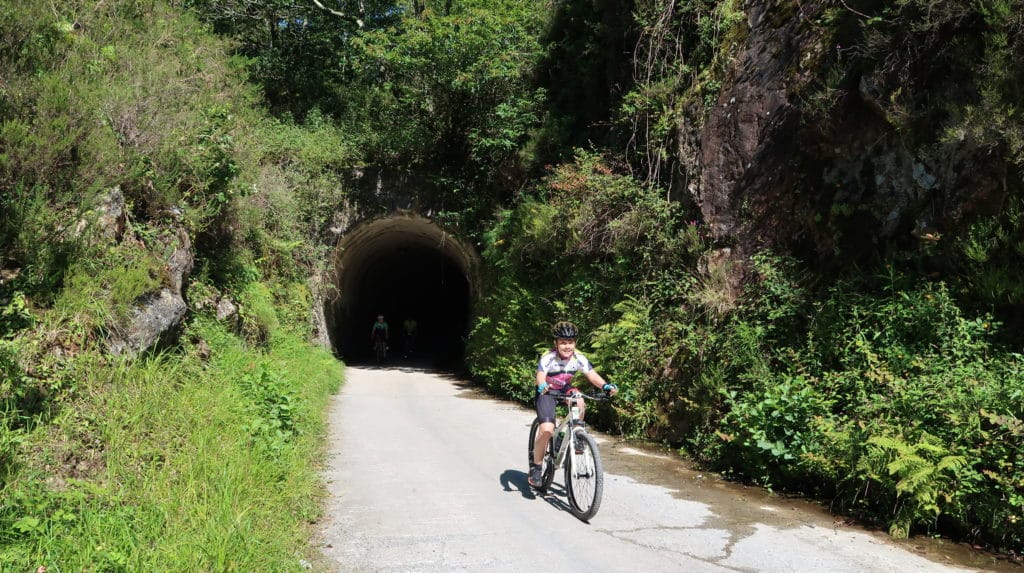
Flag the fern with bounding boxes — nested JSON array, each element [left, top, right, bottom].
[[861, 432, 968, 537]]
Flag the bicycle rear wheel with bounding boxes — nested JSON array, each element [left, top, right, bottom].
[[565, 428, 603, 521], [527, 418, 557, 492]]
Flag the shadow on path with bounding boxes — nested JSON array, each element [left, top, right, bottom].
[[500, 469, 535, 500], [500, 469, 581, 520]]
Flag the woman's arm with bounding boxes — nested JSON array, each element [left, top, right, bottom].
[[585, 369, 616, 395], [535, 369, 547, 392]]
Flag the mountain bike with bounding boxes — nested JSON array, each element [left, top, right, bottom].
[[527, 390, 611, 522], [373, 337, 387, 362]]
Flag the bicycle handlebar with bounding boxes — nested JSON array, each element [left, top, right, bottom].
[[545, 389, 613, 401]]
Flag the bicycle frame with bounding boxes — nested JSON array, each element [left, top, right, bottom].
[[550, 401, 582, 468], [546, 391, 603, 469]]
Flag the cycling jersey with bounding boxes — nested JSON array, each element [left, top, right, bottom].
[[537, 349, 592, 392]]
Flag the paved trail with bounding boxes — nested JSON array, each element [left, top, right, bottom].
[[317, 366, 1006, 572]]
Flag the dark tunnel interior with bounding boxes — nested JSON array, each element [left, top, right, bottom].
[[327, 216, 475, 369]]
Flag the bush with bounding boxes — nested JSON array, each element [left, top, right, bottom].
[[238, 281, 279, 346], [467, 151, 702, 411], [701, 261, 1024, 550], [718, 373, 840, 488]]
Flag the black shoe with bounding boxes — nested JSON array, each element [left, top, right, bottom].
[[528, 463, 543, 487]]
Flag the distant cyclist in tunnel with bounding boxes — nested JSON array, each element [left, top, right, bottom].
[[370, 314, 389, 361], [402, 316, 417, 357], [529, 321, 617, 488]]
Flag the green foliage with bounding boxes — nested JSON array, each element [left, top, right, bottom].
[[1, 293, 35, 338], [499, 150, 701, 267], [54, 243, 164, 334], [0, 183, 82, 301], [250, 115, 353, 239], [951, 196, 1024, 313], [0, 1, 353, 566], [858, 432, 969, 538], [0, 343, 28, 485], [699, 260, 1024, 550], [2, 0, 1022, 559], [530, 0, 637, 161], [180, 106, 244, 228], [238, 281, 280, 346], [341, 0, 548, 223], [589, 297, 661, 437], [718, 374, 838, 488], [620, 0, 746, 185], [467, 151, 705, 427], [0, 319, 343, 570], [237, 361, 299, 455], [183, 0, 401, 118], [0, 0, 288, 292], [465, 282, 547, 402]]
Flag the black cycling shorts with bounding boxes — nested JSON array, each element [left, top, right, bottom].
[[535, 393, 557, 424]]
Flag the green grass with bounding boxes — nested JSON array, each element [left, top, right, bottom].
[[0, 318, 342, 571]]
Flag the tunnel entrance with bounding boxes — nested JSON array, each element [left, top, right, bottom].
[[327, 215, 478, 368]]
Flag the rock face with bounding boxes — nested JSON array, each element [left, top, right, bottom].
[[108, 289, 188, 356], [75, 186, 127, 243], [695, 0, 825, 249], [690, 0, 1011, 263], [92, 186, 127, 242], [109, 228, 193, 357], [215, 296, 241, 333], [309, 270, 332, 350], [215, 297, 237, 322]]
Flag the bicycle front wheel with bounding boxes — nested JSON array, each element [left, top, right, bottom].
[[565, 428, 603, 521]]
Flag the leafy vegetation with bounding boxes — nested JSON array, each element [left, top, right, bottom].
[[467, 151, 706, 434], [2, 0, 1023, 563], [0, 0, 347, 568], [710, 263, 1024, 547], [0, 318, 342, 570]]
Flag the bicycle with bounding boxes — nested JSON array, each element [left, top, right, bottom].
[[527, 389, 611, 522], [373, 337, 387, 362]]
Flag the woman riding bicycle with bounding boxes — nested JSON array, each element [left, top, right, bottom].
[[370, 314, 389, 358], [529, 321, 617, 488]]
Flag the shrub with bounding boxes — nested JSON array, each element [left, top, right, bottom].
[[717, 373, 839, 488], [238, 281, 279, 346], [702, 264, 1024, 550], [589, 296, 662, 437], [237, 362, 299, 455], [55, 243, 164, 337]]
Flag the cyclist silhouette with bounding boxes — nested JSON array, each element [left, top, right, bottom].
[[370, 314, 389, 361], [402, 317, 417, 356]]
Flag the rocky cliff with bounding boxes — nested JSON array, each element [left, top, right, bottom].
[[691, 0, 1020, 272]]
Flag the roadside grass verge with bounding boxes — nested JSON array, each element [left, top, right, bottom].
[[0, 318, 342, 571]]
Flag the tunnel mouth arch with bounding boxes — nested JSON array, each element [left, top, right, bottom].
[[326, 214, 479, 367]]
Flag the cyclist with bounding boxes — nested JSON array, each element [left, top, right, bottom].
[[402, 316, 417, 356], [529, 321, 617, 488], [370, 314, 389, 352]]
